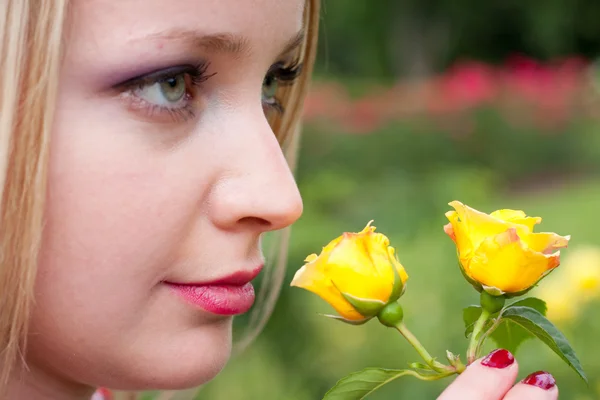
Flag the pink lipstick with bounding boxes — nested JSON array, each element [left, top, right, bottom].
[[164, 266, 262, 315]]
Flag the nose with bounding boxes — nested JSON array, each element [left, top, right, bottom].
[[209, 113, 303, 233]]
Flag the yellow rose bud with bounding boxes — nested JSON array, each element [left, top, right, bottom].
[[444, 201, 570, 295], [291, 221, 409, 323]]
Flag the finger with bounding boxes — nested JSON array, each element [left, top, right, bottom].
[[503, 371, 558, 400], [437, 349, 518, 400]]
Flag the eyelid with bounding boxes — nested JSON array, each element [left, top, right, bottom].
[[268, 60, 303, 84], [114, 62, 214, 90], [114, 62, 216, 124]]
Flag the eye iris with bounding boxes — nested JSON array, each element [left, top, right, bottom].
[[262, 75, 278, 101], [160, 75, 186, 102]]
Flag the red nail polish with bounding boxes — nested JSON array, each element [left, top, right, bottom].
[[481, 349, 515, 369], [523, 371, 556, 390]]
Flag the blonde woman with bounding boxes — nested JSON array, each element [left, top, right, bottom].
[[0, 0, 559, 399]]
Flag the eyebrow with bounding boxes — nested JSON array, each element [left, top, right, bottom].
[[139, 28, 305, 58]]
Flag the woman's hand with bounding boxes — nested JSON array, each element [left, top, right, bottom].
[[438, 349, 558, 400]]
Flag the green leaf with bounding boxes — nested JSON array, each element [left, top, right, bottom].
[[506, 297, 547, 315], [487, 297, 548, 354], [322, 368, 444, 400], [488, 319, 532, 354], [463, 306, 482, 338], [322, 368, 412, 400], [502, 306, 587, 383]]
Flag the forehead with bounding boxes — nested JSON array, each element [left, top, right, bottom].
[[67, 0, 305, 59]]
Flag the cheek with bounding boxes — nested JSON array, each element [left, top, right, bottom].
[[37, 132, 181, 314], [28, 97, 229, 388], [35, 94, 207, 311]]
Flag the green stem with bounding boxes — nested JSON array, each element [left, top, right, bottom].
[[401, 369, 457, 382], [453, 358, 467, 374], [395, 322, 453, 373], [477, 313, 503, 352], [467, 309, 491, 364]]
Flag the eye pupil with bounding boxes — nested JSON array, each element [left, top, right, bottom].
[[166, 78, 178, 88], [159, 75, 186, 102]]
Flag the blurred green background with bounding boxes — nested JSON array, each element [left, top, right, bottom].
[[203, 1, 600, 399]]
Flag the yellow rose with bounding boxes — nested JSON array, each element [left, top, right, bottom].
[[444, 201, 570, 295], [291, 221, 409, 323]]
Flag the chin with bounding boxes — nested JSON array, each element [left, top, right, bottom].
[[103, 319, 234, 391], [142, 350, 232, 390]]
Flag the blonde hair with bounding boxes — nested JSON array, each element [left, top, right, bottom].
[[0, 0, 68, 394], [0, 0, 319, 398]]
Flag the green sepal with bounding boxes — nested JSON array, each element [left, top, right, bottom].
[[319, 313, 373, 326], [445, 350, 460, 365], [340, 292, 386, 317], [482, 285, 505, 297], [389, 259, 405, 303], [445, 350, 465, 372], [457, 260, 483, 292], [503, 285, 536, 299]]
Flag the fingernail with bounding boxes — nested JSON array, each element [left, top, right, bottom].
[[522, 371, 556, 390], [481, 349, 515, 369]]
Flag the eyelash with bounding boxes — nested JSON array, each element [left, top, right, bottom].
[[117, 62, 214, 122], [118, 60, 303, 123], [263, 60, 303, 113]]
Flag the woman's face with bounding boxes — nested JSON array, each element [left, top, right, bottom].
[[28, 0, 304, 395]]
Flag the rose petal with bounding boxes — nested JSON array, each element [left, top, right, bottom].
[[291, 263, 364, 320], [447, 201, 516, 255], [468, 229, 559, 292], [490, 209, 542, 231], [523, 232, 570, 254], [443, 222, 456, 243]]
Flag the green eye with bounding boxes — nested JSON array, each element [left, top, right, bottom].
[[261, 61, 302, 112], [159, 76, 186, 103], [262, 74, 279, 105], [134, 74, 188, 107]]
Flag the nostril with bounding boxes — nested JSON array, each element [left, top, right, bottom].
[[238, 216, 271, 228]]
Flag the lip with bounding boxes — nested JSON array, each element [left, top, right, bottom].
[[164, 265, 262, 316]]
